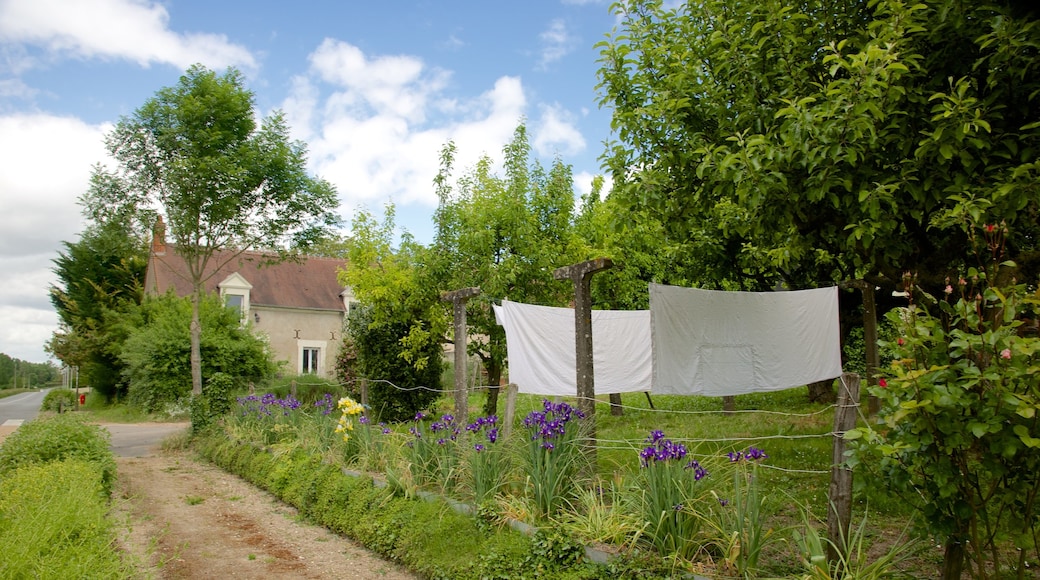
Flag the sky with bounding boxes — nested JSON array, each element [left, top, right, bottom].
[[0, 0, 623, 364]]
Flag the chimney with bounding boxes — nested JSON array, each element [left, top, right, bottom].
[[152, 216, 167, 256]]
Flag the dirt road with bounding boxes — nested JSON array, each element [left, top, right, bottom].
[[113, 449, 422, 579]]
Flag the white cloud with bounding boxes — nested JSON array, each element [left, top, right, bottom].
[[0, 304, 58, 363], [0, 113, 106, 257], [537, 18, 576, 69], [533, 102, 585, 157], [0, 0, 256, 72], [287, 41, 530, 213], [0, 112, 108, 362]]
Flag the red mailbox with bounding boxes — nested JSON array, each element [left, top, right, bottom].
[[79, 394, 86, 405]]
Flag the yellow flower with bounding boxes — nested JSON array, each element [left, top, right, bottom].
[[338, 396, 363, 415]]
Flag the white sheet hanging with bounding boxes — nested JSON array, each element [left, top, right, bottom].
[[493, 300, 651, 396], [649, 283, 842, 396]]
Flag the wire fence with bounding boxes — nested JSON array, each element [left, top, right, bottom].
[[342, 375, 851, 477]]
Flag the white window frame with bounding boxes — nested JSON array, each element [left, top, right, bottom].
[[298, 340, 327, 375], [218, 273, 252, 323]]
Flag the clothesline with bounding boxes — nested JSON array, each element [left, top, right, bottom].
[[494, 283, 844, 398]]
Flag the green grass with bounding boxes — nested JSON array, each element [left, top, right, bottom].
[[216, 382, 932, 576]]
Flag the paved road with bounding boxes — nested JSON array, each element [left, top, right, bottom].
[[102, 422, 190, 457], [0, 389, 190, 457], [0, 389, 47, 424]]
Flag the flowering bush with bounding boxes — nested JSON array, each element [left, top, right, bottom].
[[849, 223, 1040, 577], [705, 447, 773, 577], [404, 412, 462, 492], [637, 430, 709, 559], [235, 392, 307, 445], [465, 415, 506, 504], [335, 396, 364, 441], [521, 399, 589, 518]]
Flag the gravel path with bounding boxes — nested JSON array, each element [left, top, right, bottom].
[[112, 449, 422, 579]]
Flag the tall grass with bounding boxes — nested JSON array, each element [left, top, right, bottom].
[[0, 460, 134, 579], [219, 385, 925, 576]]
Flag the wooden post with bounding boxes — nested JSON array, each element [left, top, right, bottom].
[[554, 258, 613, 473], [723, 395, 736, 414], [827, 372, 860, 565], [290, 379, 297, 398], [360, 378, 369, 410], [842, 280, 881, 415], [861, 284, 880, 416], [502, 383, 518, 441], [553, 258, 613, 423], [441, 287, 481, 421], [609, 393, 623, 416]]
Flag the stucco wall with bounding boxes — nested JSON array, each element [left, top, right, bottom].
[[251, 306, 345, 378]]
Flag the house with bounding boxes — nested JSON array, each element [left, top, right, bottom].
[[144, 218, 354, 378]]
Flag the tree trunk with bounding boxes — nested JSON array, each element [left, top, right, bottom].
[[941, 538, 965, 580], [483, 359, 502, 417], [807, 379, 836, 403], [190, 290, 204, 396]]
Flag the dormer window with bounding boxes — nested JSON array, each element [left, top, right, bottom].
[[218, 272, 253, 323], [224, 293, 245, 317]]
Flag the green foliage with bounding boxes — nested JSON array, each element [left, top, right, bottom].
[[0, 354, 60, 389], [41, 388, 79, 411], [0, 414, 117, 496], [81, 64, 339, 398], [520, 400, 591, 519], [849, 241, 1040, 575], [344, 304, 441, 423], [48, 217, 146, 400], [597, 0, 1040, 298], [0, 460, 133, 579], [118, 292, 275, 413], [429, 125, 581, 410], [195, 433, 621, 580]]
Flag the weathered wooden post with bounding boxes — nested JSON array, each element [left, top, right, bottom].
[[827, 372, 860, 566], [441, 287, 481, 421], [842, 280, 881, 415], [553, 258, 613, 434], [502, 383, 519, 441]]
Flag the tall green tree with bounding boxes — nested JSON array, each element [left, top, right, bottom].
[[598, 1, 1040, 574], [597, 0, 1040, 296], [339, 205, 445, 421], [81, 64, 339, 397], [430, 124, 579, 415], [48, 215, 147, 400]]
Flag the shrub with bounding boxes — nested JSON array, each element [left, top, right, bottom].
[[41, 388, 78, 411], [345, 305, 441, 423], [0, 460, 132, 579], [119, 292, 276, 413], [0, 414, 116, 495]]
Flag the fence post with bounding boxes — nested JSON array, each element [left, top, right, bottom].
[[360, 378, 369, 410], [722, 396, 736, 414], [502, 383, 518, 441], [552, 258, 613, 422], [441, 287, 481, 422], [827, 372, 860, 565]]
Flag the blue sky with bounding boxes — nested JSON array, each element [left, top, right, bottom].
[[0, 0, 621, 363]]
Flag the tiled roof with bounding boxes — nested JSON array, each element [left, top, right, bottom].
[[146, 248, 348, 311]]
